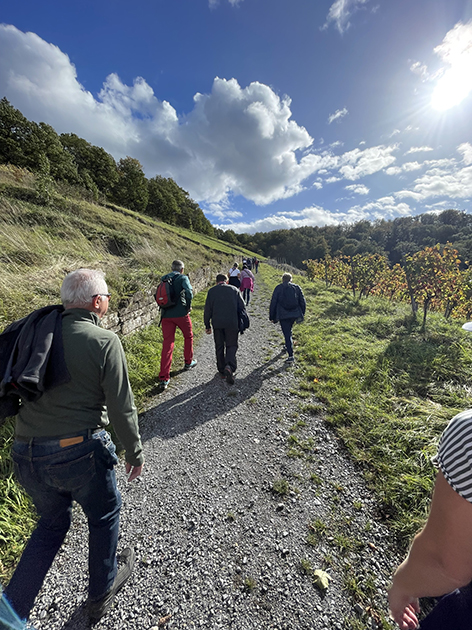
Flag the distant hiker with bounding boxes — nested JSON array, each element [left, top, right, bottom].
[[239, 264, 255, 306], [158, 260, 197, 389], [204, 273, 248, 384], [269, 272, 306, 363], [246, 257, 252, 270], [2, 269, 144, 623], [254, 258, 259, 273], [228, 263, 241, 288]]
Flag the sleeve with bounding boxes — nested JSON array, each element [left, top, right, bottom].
[[269, 286, 279, 321], [434, 409, 472, 504], [204, 292, 212, 328], [181, 275, 193, 310], [298, 285, 306, 315], [101, 336, 144, 467]]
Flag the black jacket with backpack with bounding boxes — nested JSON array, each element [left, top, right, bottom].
[[269, 282, 306, 323]]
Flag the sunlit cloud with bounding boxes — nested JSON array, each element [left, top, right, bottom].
[[413, 20, 472, 111], [395, 145, 472, 201], [338, 144, 398, 180]]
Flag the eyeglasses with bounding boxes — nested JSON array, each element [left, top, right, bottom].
[[91, 293, 111, 299]]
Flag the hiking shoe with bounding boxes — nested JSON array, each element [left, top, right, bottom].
[[285, 356, 295, 363], [88, 547, 136, 620], [184, 359, 198, 370], [224, 366, 235, 385], [159, 379, 170, 389]]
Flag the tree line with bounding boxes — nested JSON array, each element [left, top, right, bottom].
[[0, 98, 214, 236], [220, 209, 472, 269]]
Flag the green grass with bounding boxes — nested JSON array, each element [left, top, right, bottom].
[[260, 263, 472, 549]]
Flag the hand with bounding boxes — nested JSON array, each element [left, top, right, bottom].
[[125, 462, 143, 482], [388, 585, 420, 629], [205, 328, 212, 334]]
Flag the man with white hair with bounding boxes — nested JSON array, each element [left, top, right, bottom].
[[3, 268, 144, 623]]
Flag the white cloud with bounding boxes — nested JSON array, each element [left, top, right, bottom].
[[458, 142, 472, 165], [345, 184, 369, 195], [348, 196, 412, 219], [0, 24, 334, 207], [323, 0, 371, 34], [215, 205, 356, 234], [404, 146, 434, 155], [328, 107, 348, 124], [409, 61, 429, 79], [338, 144, 398, 180], [395, 145, 472, 201]]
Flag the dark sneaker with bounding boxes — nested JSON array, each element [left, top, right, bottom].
[[159, 379, 170, 389], [224, 366, 235, 385], [285, 356, 295, 363], [88, 547, 136, 621], [184, 359, 198, 370]]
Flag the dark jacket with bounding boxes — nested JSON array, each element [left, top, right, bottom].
[[160, 271, 193, 318], [269, 282, 306, 322], [204, 283, 246, 330], [0, 305, 70, 421]]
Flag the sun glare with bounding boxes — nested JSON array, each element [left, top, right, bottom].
[[431, 65, 472, 111]]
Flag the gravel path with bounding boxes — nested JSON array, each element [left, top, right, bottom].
[[27, 273, 400, 630]]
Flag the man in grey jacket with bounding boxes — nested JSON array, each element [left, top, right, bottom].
[[204, 273, 247, 384], [3, 269, 144, 623], [269, 272, 306, 363]]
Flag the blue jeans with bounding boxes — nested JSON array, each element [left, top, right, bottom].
[[5, 430, 121, 621], [280, 318, 296, 357]]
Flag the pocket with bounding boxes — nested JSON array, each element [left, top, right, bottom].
[[95, 431, 119, 468], [46, 450, 96, 491]]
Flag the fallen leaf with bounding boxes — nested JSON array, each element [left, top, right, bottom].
[[313, 569, 331, 591]]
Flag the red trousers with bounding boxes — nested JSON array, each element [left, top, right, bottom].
[[159, 315, 193, 381]]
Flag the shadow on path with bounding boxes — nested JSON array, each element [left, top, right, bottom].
[[140, 350, 287, 442]]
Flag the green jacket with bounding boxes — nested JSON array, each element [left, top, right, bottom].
[[160, 271, 193, 318], [16, 309, 143, 467]]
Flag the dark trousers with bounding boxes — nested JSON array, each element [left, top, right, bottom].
[[5, 430, 121, 620], [280, 318, 296, 357], [213, 328, 239, 373]]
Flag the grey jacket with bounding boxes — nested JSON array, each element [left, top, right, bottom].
[[204, 283, 246, 330]]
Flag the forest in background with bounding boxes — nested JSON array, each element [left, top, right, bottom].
[[0, 98, 214, 237], [228, 209, 472, 269]]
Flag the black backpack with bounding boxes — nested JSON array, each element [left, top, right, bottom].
[[281, 284, 299, 311]]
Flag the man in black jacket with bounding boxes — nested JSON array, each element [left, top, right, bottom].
[[269, 272, 306, 363], [204, 274, 247, 384]]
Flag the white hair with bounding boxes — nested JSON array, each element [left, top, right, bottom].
[[61, 269, 107, 307]]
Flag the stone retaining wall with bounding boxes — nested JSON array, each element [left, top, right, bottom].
[[101, 264, 227, 336]]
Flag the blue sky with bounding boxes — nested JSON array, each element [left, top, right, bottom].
[[1, 0, 472, 234]]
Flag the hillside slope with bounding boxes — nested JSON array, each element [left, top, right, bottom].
[[0, 164, 256, 326]]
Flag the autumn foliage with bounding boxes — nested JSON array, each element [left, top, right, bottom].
[[304, 243, 472, 328]]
